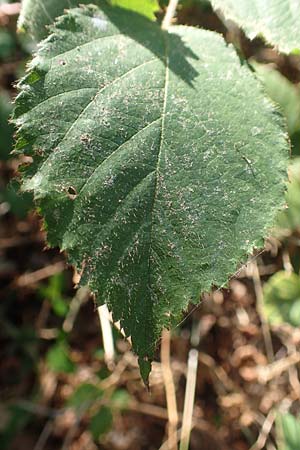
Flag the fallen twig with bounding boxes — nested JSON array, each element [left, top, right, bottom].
[[98, 304, 115, 369], [250, 409, 276, 450], [257, 352, 300, 384], [162, 0, 179, 29], [161, 329, 179, 450], [249, 261, 274, 363], [0, 2, 20, 24], [179, 349, 198, 450], [33, 420, 53, 450], [63, 286, 90, 333], [15, 261, 65, 287]]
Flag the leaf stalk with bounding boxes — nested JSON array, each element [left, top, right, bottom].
[[162, 0, 179, 30]]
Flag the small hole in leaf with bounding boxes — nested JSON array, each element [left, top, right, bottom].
[[67, 186, 77, 200]]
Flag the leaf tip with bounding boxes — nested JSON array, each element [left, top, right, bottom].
[[138, 357, 152, 387]]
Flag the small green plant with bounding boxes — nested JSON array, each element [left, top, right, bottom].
[[46, 338, 75, 373], [253, 64, 300, 156], [13, 0, 297, 378], [38, 273, 70, 317], [263, 271, 300, 327], [66, 383, 129, 442], [278, 413, 300, 450]]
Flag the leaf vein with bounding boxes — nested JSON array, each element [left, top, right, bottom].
[[29, 57, 158, 182], [78, 117, 161, 195], [146, 33, 170, 288]]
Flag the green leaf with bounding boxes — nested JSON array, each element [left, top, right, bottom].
[[276, 158, 300, 233], [46, 341, 75, 373], [253, 63, 300, 155], [210, 0, 300, 54], [111, 389, 131, 410], [18, 0, 159, 41], [14, 5, 289, 373], [263, 271, 300, 326], [89, 406, 113, 440], [0, 405, 32, 450], [254, 63, 300, 137], [279, 413, 300, 450], [111, 0, 159, 19], [138, 357, 152, 386], [39, 273, 69, 317], [0, 180, 33, 219], [67, 383, 103, 410], [0, 91, 14, 161], [0, 30, 17, 60]]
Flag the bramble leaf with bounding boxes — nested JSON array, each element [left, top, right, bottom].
[[110, 0, 159, 19], [0, 91, 14, 160], [210, 0, 300, 54], [254, 63, 300, 138], [14, 4, 289, 374], [18, 0, 159, 41]]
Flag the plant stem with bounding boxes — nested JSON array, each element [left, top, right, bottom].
[[98, 304, 115, 369], [162, 0, 179, 30], [179, 349, 198, 450], [161, 329, 179, 450], [250, 261, 274, 363]]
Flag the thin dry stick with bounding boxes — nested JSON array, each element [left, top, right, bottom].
[[289, 364, 300, 399], [162, 0, 179, 30], [282, 249, 293, 274], [61, 405, 88, 450], [250, 261, 274, 362], [249, 409, 276, 450], [257, 352, 300, 384], [287, 343, 300, 399], [159, 426, 191, 450], [33, 420, 53, 450], [38, 328, 58, 339], [0, 235, 43, 249], [179, 349, 198, 450], [15, 261, 65, 287], [198, 351, 236, 394], [131, 402, 230, 449], [0, 2, 20, 23], [98, 304, 115, 369], [63, 286, 90, 333], [161, 329, 179, 450]]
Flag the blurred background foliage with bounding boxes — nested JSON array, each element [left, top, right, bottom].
[[1, 1, 300, 449]]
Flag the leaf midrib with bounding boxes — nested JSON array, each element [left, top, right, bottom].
[[28, 26, 171, 297], [146, 32, 169, 291]]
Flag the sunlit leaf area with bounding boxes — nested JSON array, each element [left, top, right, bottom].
[[1, 1, 300, 449]]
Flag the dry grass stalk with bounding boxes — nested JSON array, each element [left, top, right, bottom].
[[161, 329, 179, 450]]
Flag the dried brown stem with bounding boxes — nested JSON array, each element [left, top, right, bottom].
[[161, 329, 179, 450]]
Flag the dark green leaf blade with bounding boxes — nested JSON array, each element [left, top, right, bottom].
[[14, 5, 289, 371], [211, 0, 300, 54], [89, 406, 113, 440], [18, 0, 159, 41]]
